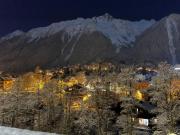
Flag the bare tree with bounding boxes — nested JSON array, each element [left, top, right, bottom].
[[116, 67, 137, 135], [151, 62, 180, 134]]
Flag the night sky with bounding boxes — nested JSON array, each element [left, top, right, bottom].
[[0, 0, 180, 37]]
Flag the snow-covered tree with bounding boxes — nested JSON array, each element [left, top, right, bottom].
[[151, 62, 180, 134], [116, 67, 137, 135]]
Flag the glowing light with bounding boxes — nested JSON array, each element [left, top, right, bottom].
[[71, 102, 81, 110], [2, 79, 15, 91], [83, 94, 91, 102], [38, 80, 45, 90], [134, 90, 143, 100]]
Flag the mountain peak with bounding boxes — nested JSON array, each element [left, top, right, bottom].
[[98, 13, 114, 21], [0, 14, 155, 47], [167, 13, 180, 20], [1, 30, 24, 41]]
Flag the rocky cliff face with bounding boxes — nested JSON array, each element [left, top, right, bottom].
[[0, 31, 116, 72], [133, 14, 180, 65]]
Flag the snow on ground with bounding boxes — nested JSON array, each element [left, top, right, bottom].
[[0, 126, 59, 135]]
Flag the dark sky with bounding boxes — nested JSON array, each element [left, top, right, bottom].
[[0, 0, 180, 37]]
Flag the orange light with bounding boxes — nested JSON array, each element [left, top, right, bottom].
[[83, 94, 91, 102]]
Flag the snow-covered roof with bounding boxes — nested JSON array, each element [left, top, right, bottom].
[[0, 126, 59, 135]]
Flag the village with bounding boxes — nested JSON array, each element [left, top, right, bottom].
[[0, 62, 179, 135]]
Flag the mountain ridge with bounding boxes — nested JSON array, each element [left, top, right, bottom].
[[133, 13, 180, 64], [0, 13, 155, 47], [0, 13, 180, 73]]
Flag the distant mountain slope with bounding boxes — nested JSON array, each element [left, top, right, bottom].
[[0, 13, 155, 72], [133, 14, 180, 64], [0, 13, 155, 47]]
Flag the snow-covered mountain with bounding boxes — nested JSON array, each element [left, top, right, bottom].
[[1, 13, 180, 72], [0, 13, 155, 47], [0, 13, 156, 72]]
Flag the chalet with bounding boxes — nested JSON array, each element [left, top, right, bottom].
[[0, 75, 15, 91], [136, 67, 158, 81], [63, 89, 92, 110], [109, 82, 130, 96], [133, 81, 151, 101], [21, 72, 45, 92], [134, 101, 156, 131], [58, 72, 87, 90]]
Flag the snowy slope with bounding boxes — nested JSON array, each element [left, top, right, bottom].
[[132, 14, 180, 64], [1, 30, 24, 41], [0, 13, 155, 47], [0, 126, 59, 135], [166, 16, 179, 65]]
